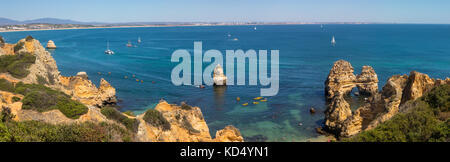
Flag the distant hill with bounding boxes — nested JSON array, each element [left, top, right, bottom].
[[0, 17, 104, 25], [0, 17, 21, 25], [22, 18, 86, 24]]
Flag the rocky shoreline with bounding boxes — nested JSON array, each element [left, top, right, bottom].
[[322, 60, 449, 138], [0, 36, 243, 142]]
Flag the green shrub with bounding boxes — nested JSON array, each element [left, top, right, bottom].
[[180, 102, 193, 110], [0, 79, 15, 92], [1, 120, 132, 142], [0, 52, 36, 78], [25, 35, 34, 41], [47, 71, 55, 85], [123, 111, 135, 117], [36, 75, 49, 85], [182, 116, 200, 134], [0, 36, 4, 48], [12, 96, 21, 102], [422, 84, 450, 112], [101, 107, 139, 132], [16, 83, 88, 119], [143, 109, 171, 131], [0, 122, 11, 142], [0, 107, 15, 122], [13, 42, 24, 53]]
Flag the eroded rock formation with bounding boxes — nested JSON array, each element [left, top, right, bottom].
[[46, 40, 56, 49], [324, 60, 449, 137], [213, 64, 227, 86], [59, 73, 117, 107], [136, 100, 244, 142]]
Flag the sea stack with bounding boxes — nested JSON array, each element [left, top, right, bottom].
[[46, 40, 57, 49], [213, 64, 227, 86]]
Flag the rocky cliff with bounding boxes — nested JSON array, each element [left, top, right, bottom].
[[0, 37, 117, 107], [135, 100, 244, 142], [0, 36, 243, 142], [324, 60, 449, 137]]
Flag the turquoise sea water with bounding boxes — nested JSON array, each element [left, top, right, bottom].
[[1, 24, 449, 141]]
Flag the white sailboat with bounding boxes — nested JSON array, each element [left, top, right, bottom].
[[104, 41, 114, 55], [254, 26, 257, 30], [331, 36, 336, 46], [138, 37, 141, 44]]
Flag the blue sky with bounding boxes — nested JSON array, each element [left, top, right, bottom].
[[2, 0, 450, 23]]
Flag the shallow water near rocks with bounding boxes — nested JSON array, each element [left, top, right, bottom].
[[2, 24, 449, 141]]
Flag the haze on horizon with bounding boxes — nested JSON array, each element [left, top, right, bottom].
[[1, 0, 450, 24]]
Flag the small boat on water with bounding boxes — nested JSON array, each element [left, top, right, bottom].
[[104, 41, 114, 55], [254, 26, 257, 30], [138, 37, 141, 44], [126, 41, 133, 47], [320, 24, 324, 29], [331, 36, 336, 46]]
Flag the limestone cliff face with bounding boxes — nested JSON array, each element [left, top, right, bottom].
[[136, 101, 244, 142], [356, 66, 379, 95], [0, 37, 117, 107], [401, 71, 437, 104], [325, 60, 356, 100], [324, 95, 352, 131], [59, 73, 116, 107], [13, 38, 62, 87], [324, 60, 449, 137]]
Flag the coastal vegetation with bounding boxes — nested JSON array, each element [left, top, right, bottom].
[[345, 85, 449, 142], [13, 42, 24, 53], [0, 52, 36, 78], [0, 107, 132, 142], [0, 79, 88, 119], [181, 116, 200, 134], [36, 75, 49, 85], [18, 83, 88, 119], [100, 106, 139, 132], [0, 36, 4, 47], [180, 101, 193, 110], [143, 109, 171, 131], [123, 111, 135, 117]]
